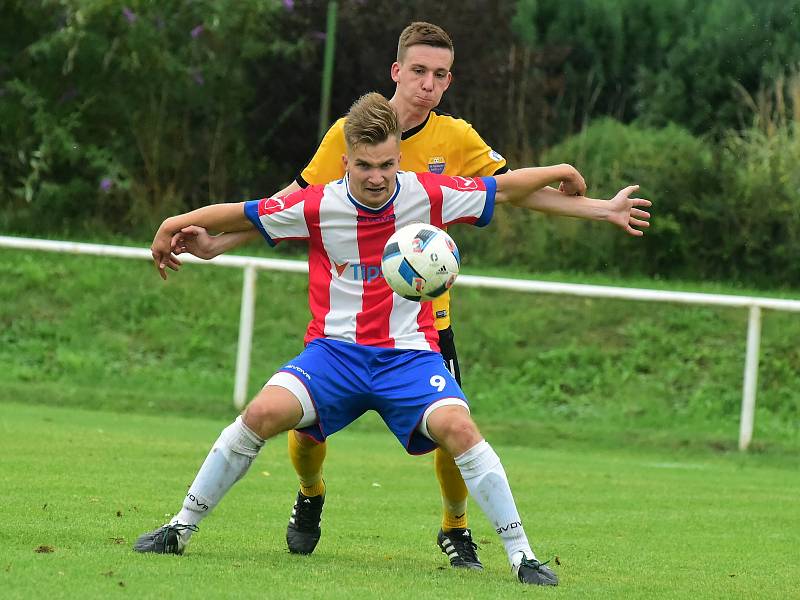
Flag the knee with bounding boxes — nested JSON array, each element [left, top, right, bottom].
[[243, 392, 301, 440], [243, 401, 276, 439], [429, 412, 482, 456]]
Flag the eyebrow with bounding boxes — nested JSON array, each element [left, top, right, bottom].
[[410, 63, 449, 72], [355, 158, 396, 167]]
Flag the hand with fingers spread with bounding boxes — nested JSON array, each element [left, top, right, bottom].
[[605, 185, 652, 236]]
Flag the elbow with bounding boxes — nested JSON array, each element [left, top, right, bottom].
[[494, 191, 514, 206]]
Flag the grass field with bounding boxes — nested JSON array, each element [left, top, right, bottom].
[[1, 247, 798, 454], [2, 242, 799, 597], [2, 401, 798, 599]]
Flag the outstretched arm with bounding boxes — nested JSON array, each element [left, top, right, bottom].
[[171, 181, 303, 259], [151, 203, 252, 280], [493, 164, 586, 204], [507, 184, 652, 236]]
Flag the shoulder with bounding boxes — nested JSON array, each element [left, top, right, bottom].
[[320, 118, 347, 142], [429, 109, 493, 146], [330, 117, 346, 133], [283, 182, 333, 208], [428, 108, 473, 132], [402, 171, 484, 191]]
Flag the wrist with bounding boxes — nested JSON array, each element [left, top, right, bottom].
[[209, 234, 226, 254], [559, 163, 578, 181], [160, 216, 182, 236], [594, 198, 613, 222]]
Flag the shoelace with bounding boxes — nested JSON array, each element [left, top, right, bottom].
[[519, 555, 551, 570], [293, 498, 321, 531], [450, 535, 480, 563], [160, 523, 199, 546]]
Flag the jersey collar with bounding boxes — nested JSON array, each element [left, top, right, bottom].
[[344, 173, 402, 214], [401, 111, 431, 140]]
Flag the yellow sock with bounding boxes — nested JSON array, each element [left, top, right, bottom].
[[435, 447, 468, 530], [288, 430, 327, 497]]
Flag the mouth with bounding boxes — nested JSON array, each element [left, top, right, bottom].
[[365, 186, 386, 194]]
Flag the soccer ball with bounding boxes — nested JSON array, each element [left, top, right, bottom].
[[381, 223, 460, 302]]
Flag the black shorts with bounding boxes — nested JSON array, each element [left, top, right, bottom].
[[437, 325, 462, 386]]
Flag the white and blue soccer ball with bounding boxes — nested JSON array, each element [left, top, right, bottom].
[[381, 223, 460, 302]]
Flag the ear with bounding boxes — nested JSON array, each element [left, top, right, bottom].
[[342, 153, 349, 171], [390, 62, 401, 83], [442, 71, 452, 91]]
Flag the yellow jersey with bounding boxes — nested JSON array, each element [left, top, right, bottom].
[[298, 109, 508, 330]]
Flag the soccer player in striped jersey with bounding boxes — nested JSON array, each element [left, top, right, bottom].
[[138, 92, 651, 586], [170, 22, 515, 570]]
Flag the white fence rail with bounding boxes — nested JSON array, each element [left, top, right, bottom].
[[4, 234, 799, 451]]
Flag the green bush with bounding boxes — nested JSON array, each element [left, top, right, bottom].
[[0, 0, 309, 236], [461, 116, 800, 287], [457, 118, 718, 277], [716, 124, 800, 283], [512, 0, 800, 137]]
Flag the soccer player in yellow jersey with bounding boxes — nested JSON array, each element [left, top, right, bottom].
[[172, 22, 531, 570]]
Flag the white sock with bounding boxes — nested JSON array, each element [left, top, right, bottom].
[[170, 416, 264, 542], [454, 440, 535, 566]]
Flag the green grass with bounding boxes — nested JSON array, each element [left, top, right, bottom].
[[1, 402, 798, 599], [1, 246, 798, 453]]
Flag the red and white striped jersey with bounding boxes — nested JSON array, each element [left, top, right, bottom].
[[244, 170, 496, 351]]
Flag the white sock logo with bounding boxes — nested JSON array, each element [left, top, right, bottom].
[[496, 521, 522, 534]]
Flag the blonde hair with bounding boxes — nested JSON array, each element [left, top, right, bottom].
[[343, 92, 401, 150], [397, 21, 454, 63]]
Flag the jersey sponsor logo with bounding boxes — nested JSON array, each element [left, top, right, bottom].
[[435, 309, 448, 319], [488, 149, 504, 162], [428, 156, 446, 174], [331, 261, 385, 282], [258, 196, 285, 216], [450, 176, 479, 191], [350, 263, 384, 283]]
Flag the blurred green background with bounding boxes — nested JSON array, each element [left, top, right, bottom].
[[3, 0, 800, 287]]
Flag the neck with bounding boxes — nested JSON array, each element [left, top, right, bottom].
[[346, 173, 397, 210], [389, 95, 430, 132]]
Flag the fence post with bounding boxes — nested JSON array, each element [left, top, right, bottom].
[[234, 265, 257, 410], [738, 305, 762, 451]]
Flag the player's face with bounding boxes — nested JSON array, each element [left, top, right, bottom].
[[391, 45, 453, 112], [343, 137, 401, 208]]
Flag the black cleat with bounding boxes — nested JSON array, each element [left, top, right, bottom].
[[515, 555, 558, 586], [437, 528, 483, 570], [286, 491, 324, 554], [133, 523, 198, 555]]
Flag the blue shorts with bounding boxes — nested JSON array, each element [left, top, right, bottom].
[[275, 338, 467, 455]]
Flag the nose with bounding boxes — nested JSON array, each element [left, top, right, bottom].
[[421, 71, 434, 91], [367, 169, 383, 184]]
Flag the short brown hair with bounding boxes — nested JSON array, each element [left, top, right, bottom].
[[343, 92, 401, 150], [397, 21, 454, 63]]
